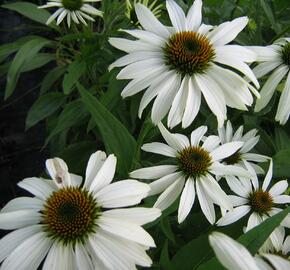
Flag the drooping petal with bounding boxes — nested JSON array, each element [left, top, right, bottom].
[[178, 178, 195, 223]]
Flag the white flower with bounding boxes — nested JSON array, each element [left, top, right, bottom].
[[130, 123, 253, 224], [39, 0, 103, 27], [255, 227, 290, 270], [209, 232, 260, 270], [252, 38, 290, 125], [109, 0, 259, 128], [209, 231, 290, 270], [217, 160, 290, 250], [0, 151, 161, 270], [218, 120, 268, 177]]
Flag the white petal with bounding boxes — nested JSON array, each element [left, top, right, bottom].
[[151, 73, 181, 124], [202, 135, 220, 152], [168, 76, 188, 129], [130, 165, 178, 180], [276, 71, 290, 125], [84, 151, 107, 189], [200, 174, 233, 210], [262, 159, 273, 191], [56, 10, 67, 25], [215, 45, 257, 63], [178, 178, 195, 223], [0, 225, 43, 263], [255, 65, 289, 112], [0, 210, 41, 230], [141, 142, 177, 157], [224, 175, 251, 197], [148, 172, 182, 196], [228, 194, 248, 206], [89, 154, 117, 193], [253, 61, 281, 78], [196, 179, 216, 224], [117, 58, 162, 80], [246, 212, 262, 231], [95, 180, 150, 208], [108, 38, 156, 53], [166, 0, 186, 32], [195, 74, 226, 127], [18, 177, 55, 200], [214, 55, 259, 88], [98, 216, 156, 247], [190, 126, 208, 146], [75, 243, 94, 270], [46, 8, 63, 25], [208, 17, 248, 46], [269, 180, 288, 197], [1, 197, 43, 213], [157, 122, 185, 151], [209, 232, 260, 270], [182, 76, 201, 128], [135, 3, 170, 39], [186, 0, 202, 31], [217, 205, 251, 226], [273, 195, 290, 204], [122, 29, 165, 45], [261, 254, 290, 270], [102, 208, 161, 226], [154, 176, 185, 211], [248, 46, 280, 62], [1, 232, 52, 270], [210, 141, 243, 161]]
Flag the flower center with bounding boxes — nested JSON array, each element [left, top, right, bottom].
[[223, 151, 242, 165], [42, 187, 99, 245], [163, 31, 215, 76], [177, 146, 212, 177], [248, 189, 273, 214], [281, 42, 290, 66], [62, 0, 83, 11]]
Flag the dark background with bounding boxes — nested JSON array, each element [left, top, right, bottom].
[[0, 4, 49, 213]]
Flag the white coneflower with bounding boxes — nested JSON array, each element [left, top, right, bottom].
[[252, 38, 290, 125], [0, 151, 160, 270], [209, 232, 260, 270], [109, 0, 259, 128], [218, 120, 268, 178], [255, 228, 290, 270], [217, 160, 290, 251], [130, 123, 252, 224], [209, 231, 290, 270], [39, 0, 103, 27]]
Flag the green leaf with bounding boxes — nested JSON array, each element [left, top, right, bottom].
[[63, 60, 86, 95], [197, 207, 290, 270], [2, 2, 58, 29], [78, 84, 137, 177], [160, 240, 174, 270], [47, 100, 88, 141], [5, 37, 51, 100], [161, 218, 176, 244], [26, 92, 66, 129], [273, 148, 290, 178], [0, 35, 38, 63], [21, 53, 55, 72], [260, 0, 276, 31], [40, 66, 66, 95]]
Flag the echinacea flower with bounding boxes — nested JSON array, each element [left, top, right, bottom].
[[218, 120, 268, 177], [209, 232, 260, 270], [255, 227, 290, 270], [252, 38, 290, 125], [209, 231, 290, 270], [0, 151, 160, 270], [39, 0, 103, 27], [109, 0, 259, 128], [217, 160, 290, 250], [130, 123, 252, 224]]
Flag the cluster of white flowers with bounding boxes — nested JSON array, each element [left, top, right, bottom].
[[0, 0, 289, 269]]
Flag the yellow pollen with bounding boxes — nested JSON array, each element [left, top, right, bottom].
[[42, 187, 99, 244], [177, 146, 212, 177], [249, 189, 273, 214], [163, 31, 215, 76]]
